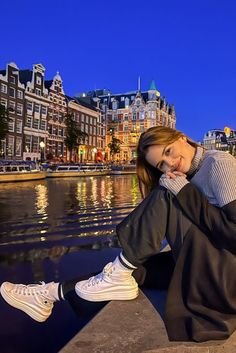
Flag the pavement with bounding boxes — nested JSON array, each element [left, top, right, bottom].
[[59, 290, 236, 353]]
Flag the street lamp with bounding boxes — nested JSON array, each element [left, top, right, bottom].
[[39, 141, 45, 162]]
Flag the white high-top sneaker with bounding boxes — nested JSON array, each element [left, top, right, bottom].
[[0, 281, 59, 322], [75, 256, 139, 302]]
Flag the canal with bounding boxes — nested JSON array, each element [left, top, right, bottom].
[[0, 175, 142, 353]]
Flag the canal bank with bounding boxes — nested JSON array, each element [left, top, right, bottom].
[[60, 290, 236, 353]]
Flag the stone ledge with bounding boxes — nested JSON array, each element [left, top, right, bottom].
[[59, 290, 236, 353]]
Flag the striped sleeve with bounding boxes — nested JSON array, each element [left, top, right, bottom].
[[209, 155, 236, 207]]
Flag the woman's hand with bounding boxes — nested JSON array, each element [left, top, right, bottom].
[[159, 171, 189, 195], [165, 171, 187, 179]]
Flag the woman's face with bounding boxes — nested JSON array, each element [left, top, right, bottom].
[[145, 137, 196, 174]]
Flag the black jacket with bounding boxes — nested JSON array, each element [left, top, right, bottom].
[[165, 183, 236, 342]]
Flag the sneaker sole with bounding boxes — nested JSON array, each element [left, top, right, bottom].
[[0, 285, 51, 323], [75, 286, 139, 302]]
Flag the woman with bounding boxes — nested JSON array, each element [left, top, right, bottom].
[[1, 126, 236, 342]]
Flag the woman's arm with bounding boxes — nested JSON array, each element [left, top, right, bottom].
[[159, 155, 236, 251]]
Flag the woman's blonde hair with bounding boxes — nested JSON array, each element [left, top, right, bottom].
[[136, 126, 199, 198]]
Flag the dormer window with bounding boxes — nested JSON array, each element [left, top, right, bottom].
[[112, 101, 117, 110], [125, 97, 129, 107]]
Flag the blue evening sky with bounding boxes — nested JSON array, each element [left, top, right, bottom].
[[1, 0, 236, 141]]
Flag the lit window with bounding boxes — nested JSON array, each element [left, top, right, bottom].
[[15, 137, 22, 156]]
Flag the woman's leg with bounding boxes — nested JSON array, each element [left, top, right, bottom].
[[0, 187, 192, 319], [75, 187, 193, 301]]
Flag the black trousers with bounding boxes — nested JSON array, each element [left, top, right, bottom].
[[62, 187, 191, 312]]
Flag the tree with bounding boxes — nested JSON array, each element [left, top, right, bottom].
[[107, 130, 122, 160], [64, 113, 88, 162], [0, 104, 9, 158]]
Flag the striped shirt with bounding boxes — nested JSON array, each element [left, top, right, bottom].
[[159, 147, 236, 208]]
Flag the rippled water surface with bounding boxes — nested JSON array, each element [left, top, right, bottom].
[[0, 175, 142, 353]]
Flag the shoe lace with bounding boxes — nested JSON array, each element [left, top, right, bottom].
[[14, 282, 49, 297], [88, 262, 114, 286]]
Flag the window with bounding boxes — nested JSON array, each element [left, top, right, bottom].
[[139, 111, 145, 120], [36, 76, 42, 85], [0, 99, 7, 108], [125, 97, 129, 108], [121, 97, 125, 101], [26, 116, 32, 128], [124, 125, 129, 131], [40, 120, 46, 130], [34, 104, 40, 113], [36, 88, 41, 96], [9, 76, 15, 84], [25, 135, 32, 153], [8, 118, 15, 132], [33, 118, 39, 129], [1, 83, 7, 94], [17, 90, 23, 99], [15, 137, 22, 157], [124, 114, 128, 121], [32, 136, 39, 153], [41, 106, 47, 115], [112, 101, 117, 110], [7, 136, 14, 156], [132, 113, 136, 121], [9, 87, 15, 98], [93, 126, 96, 134], [90, 126, 93, 134], [16, 120, 22, 133], [81, 114, 84, 122], [27, 101, 33, 111], [9, 101, 15, 112], [86, 115, 89, 123], [90, 117, 93, 124], [16, 103, 23, 115]]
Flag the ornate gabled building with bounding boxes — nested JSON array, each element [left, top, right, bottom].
[[0, 62, 25, 159], [45, 73, 67, 161], [19, 64, 50, 161], [91, 81, 176, 161]]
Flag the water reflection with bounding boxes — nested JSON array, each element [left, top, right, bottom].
[[0, 175, 142, 265], [0, 175, 142, 353], [35, 184, 48, 216]]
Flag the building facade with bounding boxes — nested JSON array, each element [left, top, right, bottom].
[[0, 62, 25, 159], [19, 64, 50, 161], [203, 128, 236, 155], [0, 62, 104, 162], [88, 81, 176, 162]]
